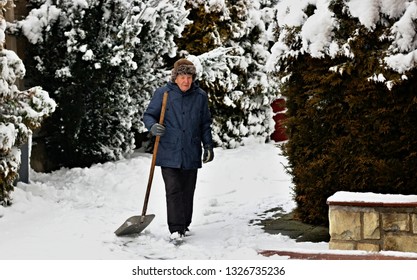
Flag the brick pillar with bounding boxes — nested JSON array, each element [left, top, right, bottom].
[[271, 98, 288, 142]]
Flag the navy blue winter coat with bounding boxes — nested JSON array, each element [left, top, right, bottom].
[[143, 81, 213, 169]]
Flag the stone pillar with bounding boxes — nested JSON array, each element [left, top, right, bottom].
[[327, 191, 417, 254]]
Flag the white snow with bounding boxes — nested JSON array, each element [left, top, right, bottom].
[[0, 140, 416, 279], [0, 123, 16, 152], [1, 141, 322, 260], [269, 0, 417, 78], [2, 140, 417, 261], [300, 1, 337, 58], [346, 0, 380, 30], [2, 141, 417, 279], [328, 191, 417, 204], [2, 0, 417, 277], [19, 3, 61, 44]]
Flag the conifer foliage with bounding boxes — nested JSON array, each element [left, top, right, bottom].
[[16, 0, 282, 169], [270, 0, 417, 225], [0, 1, 56, 205], [177, 0, 281, 148], [18, 0, 189, 168]]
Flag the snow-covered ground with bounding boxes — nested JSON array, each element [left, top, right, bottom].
[[2, 140, 417, 279], [0, 140, 330, 260]]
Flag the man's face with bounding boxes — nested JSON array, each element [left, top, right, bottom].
[[175, 74, 193, 92]]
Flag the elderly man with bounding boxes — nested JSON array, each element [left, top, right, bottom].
[[143, 58, 214, 239]]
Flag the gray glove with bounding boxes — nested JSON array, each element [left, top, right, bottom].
[[203, 145, 214, 163], [150, 123, 165, 136]]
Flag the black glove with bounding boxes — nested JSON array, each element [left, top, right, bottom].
[[150, 123, 165, 136], [202, 145, 214, 163]]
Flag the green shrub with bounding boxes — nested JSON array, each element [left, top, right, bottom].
[[272, 0, 417, 225]]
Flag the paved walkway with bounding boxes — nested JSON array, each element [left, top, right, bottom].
[[255, 209, 329, 243]]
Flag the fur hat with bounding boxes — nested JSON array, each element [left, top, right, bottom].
[[171, 58, 196, 82]]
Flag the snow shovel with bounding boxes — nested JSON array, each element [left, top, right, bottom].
[[115, 91, 169, 236]]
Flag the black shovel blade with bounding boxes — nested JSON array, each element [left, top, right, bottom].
[[114, 214, 155, 236]]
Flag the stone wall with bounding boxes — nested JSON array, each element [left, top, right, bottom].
[[327, 191, 417, 253]]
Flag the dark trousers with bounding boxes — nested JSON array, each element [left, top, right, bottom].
[[161, 167, 198, 233]]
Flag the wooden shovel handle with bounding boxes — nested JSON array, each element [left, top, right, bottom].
[[141, 91, 168, 217]]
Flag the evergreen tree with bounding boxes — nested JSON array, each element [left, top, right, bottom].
[[270, 0, 417, 225], [0, 1, 55, 205], [177, 0, 281, 148], [122, 0, 191, 136], [17, 0, 189, 169]]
